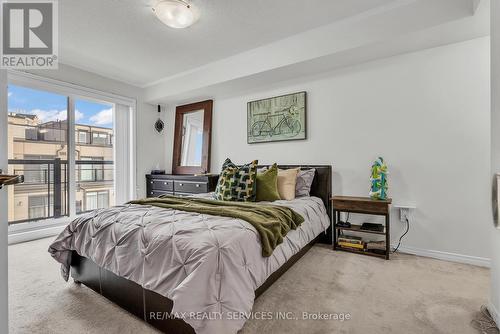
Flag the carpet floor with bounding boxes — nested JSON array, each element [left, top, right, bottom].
[[9, 237, 489, 334]]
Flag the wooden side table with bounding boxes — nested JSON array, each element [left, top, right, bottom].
[[331, 196, 392, 260]]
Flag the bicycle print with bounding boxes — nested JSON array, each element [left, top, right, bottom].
[[247, 92, 306, 144]]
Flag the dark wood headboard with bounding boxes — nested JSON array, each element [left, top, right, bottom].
[[259, 164, 332, 244], [259, 165, 332, 219], [269, 165, 332, 215]]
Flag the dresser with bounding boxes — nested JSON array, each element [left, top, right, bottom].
[[146, 174, 219, 197]]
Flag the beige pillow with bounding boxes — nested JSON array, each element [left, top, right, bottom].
[[277, 168, 299, 200]]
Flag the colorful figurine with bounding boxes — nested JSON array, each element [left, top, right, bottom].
[[370, 157, 388, 200]]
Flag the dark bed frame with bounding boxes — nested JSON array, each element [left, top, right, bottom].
[[70, 165, 332, 333]]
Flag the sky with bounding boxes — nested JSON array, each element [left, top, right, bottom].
[[8, 84, 113, 128]]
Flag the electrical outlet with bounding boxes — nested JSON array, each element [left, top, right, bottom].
[[400, 208, 410, 223], [394, 204, 415, 223]]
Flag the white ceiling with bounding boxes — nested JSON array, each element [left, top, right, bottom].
[[142, 0, 489, 104], [59, 0, 393, 87]]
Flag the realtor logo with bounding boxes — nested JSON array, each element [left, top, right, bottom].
[[1, 0, 58, 69]]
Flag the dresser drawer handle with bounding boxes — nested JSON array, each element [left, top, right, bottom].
[[164, 182, 167, 185], [179, 183, 183, 186], [150, 181, 153, 184], [196, 184, 200, 187]]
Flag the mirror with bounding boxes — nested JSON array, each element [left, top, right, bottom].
[[180, 110, 204, 166], [172, 100, 212, 174]]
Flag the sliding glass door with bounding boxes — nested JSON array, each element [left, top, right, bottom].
[[7, 85, 69, 223], [7, 85, 117, 225], [74, 98, 115, 214]]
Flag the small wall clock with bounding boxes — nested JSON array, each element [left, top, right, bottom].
[[155, 105, 164, 133]]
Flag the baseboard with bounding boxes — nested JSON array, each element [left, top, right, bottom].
[[488, 301, 500, 328], [392, 244, 490, 268], [8, 225, 65, 245]]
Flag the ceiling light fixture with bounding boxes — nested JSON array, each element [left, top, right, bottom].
[[152, 0, 200, 29]]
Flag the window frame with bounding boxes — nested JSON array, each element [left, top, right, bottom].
[[76, 129, 90, 144], [91, 131, 111, 146], [22, 154, 56, 184], [84, 191, 97, 211], [28, 195, 50, 220], [6, 70, 136, 238], [84, 190, 109, 212], [79, 156, 104, 182]]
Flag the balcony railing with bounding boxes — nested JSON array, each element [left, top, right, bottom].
[[9, 121, 113, 147], [7, 158, 114, 225]]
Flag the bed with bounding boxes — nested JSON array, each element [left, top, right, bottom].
[[49, 165, 332, 334]]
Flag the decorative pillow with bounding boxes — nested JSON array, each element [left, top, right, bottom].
[[214, 158, 258, 201], [277, 168, 299, 200], [296, 168, 316, 197], [256, 163, 281, 202]]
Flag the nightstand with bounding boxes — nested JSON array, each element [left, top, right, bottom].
[[331, 196, 392, 260]]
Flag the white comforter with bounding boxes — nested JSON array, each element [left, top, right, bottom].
[[49, 195, 330, 334]]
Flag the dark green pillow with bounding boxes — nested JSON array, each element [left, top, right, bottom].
[[256, 163, 281, 202]]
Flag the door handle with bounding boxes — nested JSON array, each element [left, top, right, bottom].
[[493, 174, 500, 227]]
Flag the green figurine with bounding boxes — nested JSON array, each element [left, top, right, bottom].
[[370, 157, 388, 200]]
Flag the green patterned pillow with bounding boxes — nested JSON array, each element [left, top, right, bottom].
[[214, 158, 258, 201]]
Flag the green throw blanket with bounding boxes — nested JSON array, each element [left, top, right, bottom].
[[128, 196, 304, 257]]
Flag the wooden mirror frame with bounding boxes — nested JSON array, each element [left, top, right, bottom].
[[172, 100, 213, 175]]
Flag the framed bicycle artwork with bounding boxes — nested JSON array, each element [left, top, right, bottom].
[[247, 91, 307, 144]]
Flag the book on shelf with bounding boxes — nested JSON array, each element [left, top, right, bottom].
[[338, 245, 366, 252], [338, 237, 363, 245], [338, 234, 362, 242], [338, 241, 365, 250], [339, 234, 362, 240]]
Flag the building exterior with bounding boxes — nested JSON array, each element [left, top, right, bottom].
[[7, 112, 115, 224]]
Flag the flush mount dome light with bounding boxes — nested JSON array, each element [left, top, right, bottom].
[[152, 0, 200, 29]]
